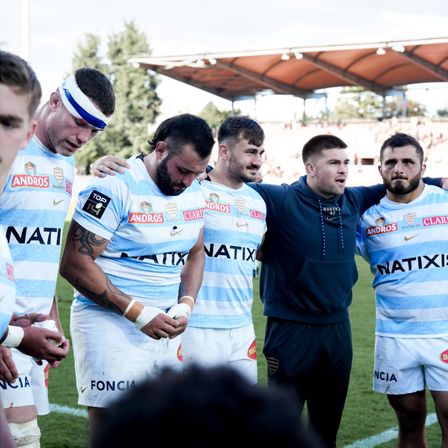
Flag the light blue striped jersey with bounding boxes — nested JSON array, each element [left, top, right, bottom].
[[0, 137, 74, 315], [189, 180, 266, 329], [73, 156, 205, 309], [356, 185, 448, 337], [0, 227, 15, 337]]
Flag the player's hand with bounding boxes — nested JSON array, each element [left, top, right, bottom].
[[91, 155, 130, 178], [48, 337, 70, 368], [140, 313, 180, 340], [0, 346, 19, 382], [168, 316, 189, 338], [18, 326, 68, 363], [10, 313, 50, 328]]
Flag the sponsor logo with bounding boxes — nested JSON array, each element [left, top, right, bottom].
[[376, 253, 448, 275], [6, 263, 14, 281], [366, 222, 398, 237], [208, 193, 220, 203], [249, 209, 265, 220], [247, 340, 257, 360], [121, 251, 188, 265], [11, 174, 49, 189], [90, 380, 136, 392], [53, 198, 64, 206], [403, 233, 420, 242], [82, 190, 111, 219], [80, 386, 87, 394], [205, 200, 231, 213], [140, 201, 152, 214], [65, 180, 72, 194], [374, 370, 397, 382], [170, 226, 184, 237], [423, 216, 448, 226], [204, 243, 256, 262], [183, 208, 204, 221], [177, 344, 183, 362], [25, 161, 36, 175], [0, 376, 31, 390], [128, 212, 164, 224], [440, 349, 448, 364], [44, 364, 50, 387], [6, 226, 62, 246]]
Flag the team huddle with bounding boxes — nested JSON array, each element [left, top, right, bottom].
[[1, 50, 448, 448]]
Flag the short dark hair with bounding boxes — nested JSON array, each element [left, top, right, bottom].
[[92, 366, 320, 448], [218, 115, 264, 147], [149, 113, 215, 159], [380, 133, 424, 163], [74, 67, 115, 117], [0, 50, 42, 117], [302, 135, 347, 163]]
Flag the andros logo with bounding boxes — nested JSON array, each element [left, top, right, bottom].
[[440, 349, 448, 364]]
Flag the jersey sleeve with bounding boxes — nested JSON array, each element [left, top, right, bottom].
[[72, 175, 129, 240]]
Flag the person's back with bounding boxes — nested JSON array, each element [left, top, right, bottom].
[[92, 365, 322, 448]]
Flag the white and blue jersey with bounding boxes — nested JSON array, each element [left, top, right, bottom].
[[189, 180, 266, 329], [72, 156, 205, 310], [357, 185, 448, 337], [0, 137, 74, 315], [0, 227, 15, 338]]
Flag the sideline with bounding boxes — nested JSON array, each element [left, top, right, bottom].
[[50, 404, 437, 447], [343, 413, 437, 448]]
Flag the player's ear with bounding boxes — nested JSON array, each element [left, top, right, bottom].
[[305, 161, 315, 176], [154, 141, 168, 160], [21, 120, 37, 149]]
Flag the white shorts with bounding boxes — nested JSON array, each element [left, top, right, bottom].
[[71, 301, 182, 408], [0, 349, 49, 415], [374, 335, 448, 395], [182, 323, 257, 383]]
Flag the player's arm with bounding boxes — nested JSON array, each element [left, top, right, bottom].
[[167, 228, 205, 338], [91, 155, 130, 178], [60, 220, 179, 340]]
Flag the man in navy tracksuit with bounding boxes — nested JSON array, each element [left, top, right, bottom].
[[250, 134, 441, 447]]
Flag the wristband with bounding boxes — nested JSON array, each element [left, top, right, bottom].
[[123, 299, 137, 317], [167, 303, 192, 320], [124, 299, 144, 322], [1, 325, 25, 348], [179, 295, 195, 308], [135, 306, 163, 330]]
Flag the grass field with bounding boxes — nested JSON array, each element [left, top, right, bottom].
[[38, 254, 442, 447]]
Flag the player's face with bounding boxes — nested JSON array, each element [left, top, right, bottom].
[[44, 91, 101, 157], [0, 83, 36, 192], [379, 145, 425, 195], [156, 144, 210, 196], [306, 148, 349, 198], [226, 138, 265, 183]]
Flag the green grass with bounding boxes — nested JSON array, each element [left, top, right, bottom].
[[39, 251, 442, 447]]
